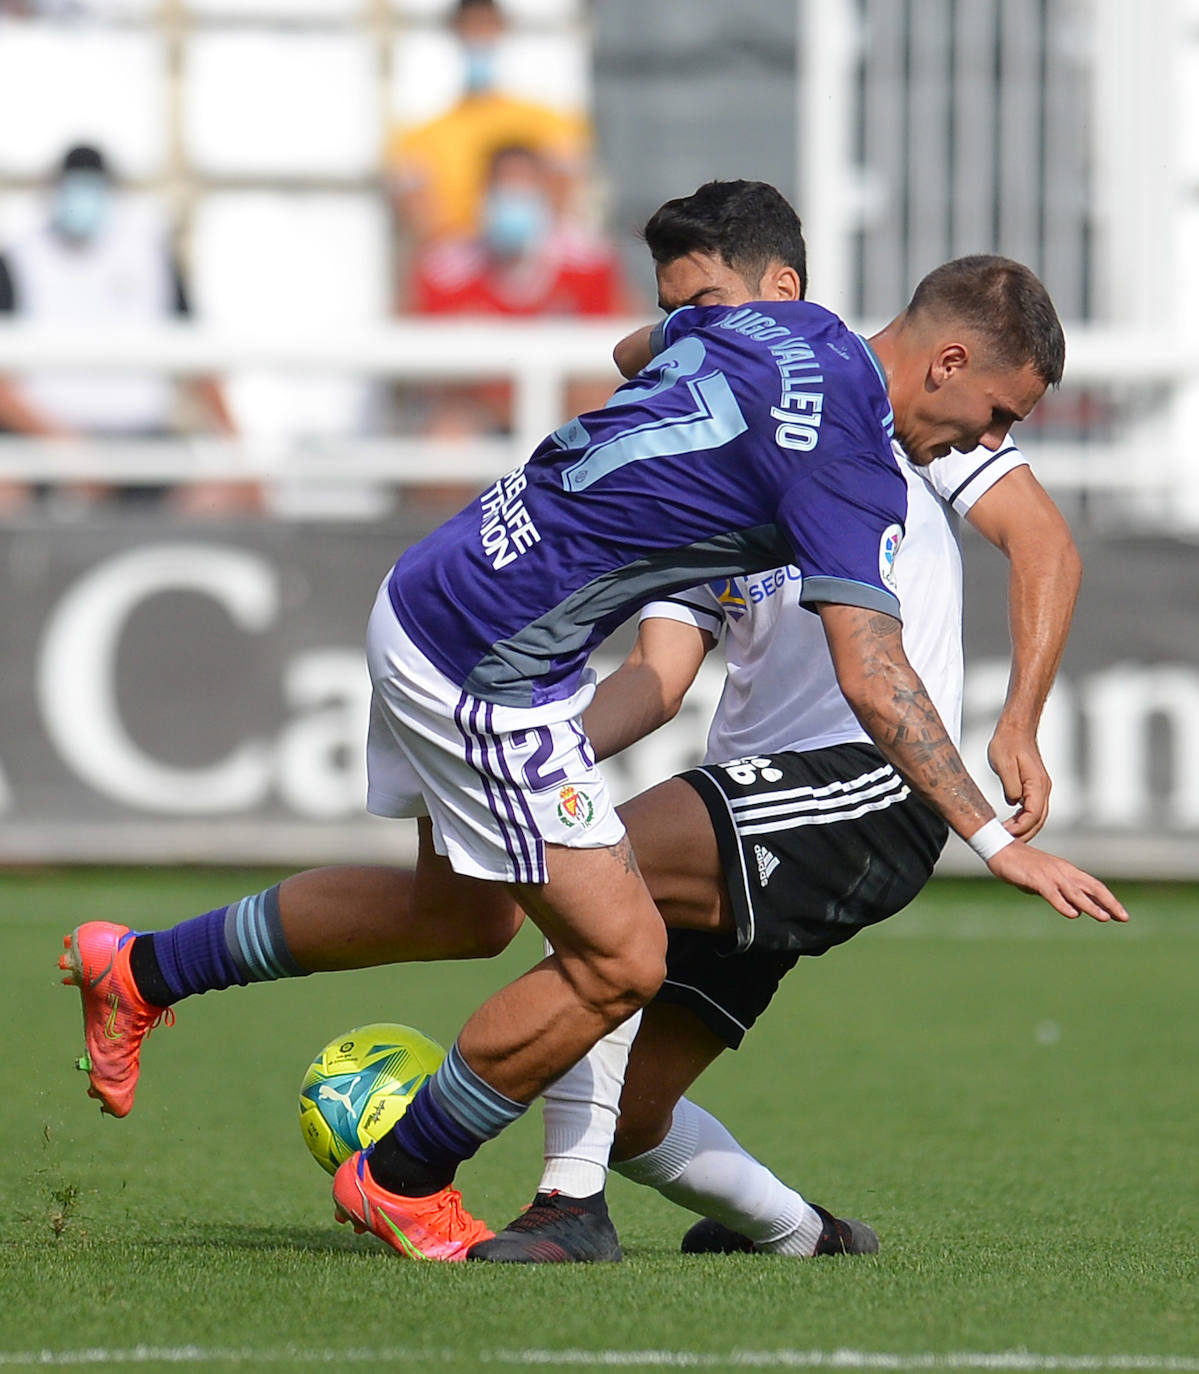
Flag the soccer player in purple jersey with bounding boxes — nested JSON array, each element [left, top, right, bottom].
[[59, 181, 1126, 1264]]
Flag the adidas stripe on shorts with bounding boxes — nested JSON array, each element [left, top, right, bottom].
[[655, 741, 947, 1048]]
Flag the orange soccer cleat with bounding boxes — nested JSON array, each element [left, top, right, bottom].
[[58, 922, 174, 1117], [332, 1149, 493, 1261]]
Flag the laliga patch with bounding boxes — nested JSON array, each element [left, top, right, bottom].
[[556, 785, 596, 829], [878, 523, 903, 593], [711, 577, 747, 621]]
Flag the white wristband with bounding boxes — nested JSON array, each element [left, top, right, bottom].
[[967, 818, 1015, 863]]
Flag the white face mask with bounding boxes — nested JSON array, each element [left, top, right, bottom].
[[463, 41, 497, 93], [483, 187, 550, 257], [52, 171, 110, 241]]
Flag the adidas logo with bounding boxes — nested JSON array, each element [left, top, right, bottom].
[[754, 844, 780, 888]]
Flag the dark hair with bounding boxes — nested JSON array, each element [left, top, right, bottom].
[[908, 255, 1065, 387], [642, 180, 807, 299], [487, 143, 543, 177], [59, 144, 108, 178]]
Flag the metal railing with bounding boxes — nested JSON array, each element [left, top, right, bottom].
[[2, 319, 1198, 525]]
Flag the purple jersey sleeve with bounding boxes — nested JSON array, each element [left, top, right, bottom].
[[778, 451, 905, 618]]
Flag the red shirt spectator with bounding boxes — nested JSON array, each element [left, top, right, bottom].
[[411, 224, 627, 318], [402, 144, 638, 460]]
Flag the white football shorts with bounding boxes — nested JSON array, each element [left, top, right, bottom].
[[364, 579, 625, 884]]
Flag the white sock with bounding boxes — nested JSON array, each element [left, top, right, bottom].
[[614, 1096, 824, 1255], [538, 1010, 642, 1199]]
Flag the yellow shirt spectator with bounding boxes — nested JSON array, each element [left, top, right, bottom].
[[386, 91, 590, 245]]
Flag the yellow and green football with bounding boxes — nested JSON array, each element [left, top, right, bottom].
[[298, 1022, 445, 1175]]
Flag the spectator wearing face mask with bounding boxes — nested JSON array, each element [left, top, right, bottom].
[[0, 144, 251, 516], [400, 142, 638, 518], [384, 0, 590, 247], [407, 142, 637, 417], [409, 144, 633, 322]]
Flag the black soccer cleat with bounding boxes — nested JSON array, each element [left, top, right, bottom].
[[681, 1217, 760, 1254], [467, 1190, 623, 1264], [681, 1202, 879, 1257], [810, 1202, 879, 1255]]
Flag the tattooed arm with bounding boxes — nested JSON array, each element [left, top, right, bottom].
[[817, 603, 1128, 924]]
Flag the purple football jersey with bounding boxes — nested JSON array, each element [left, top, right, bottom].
[[387, 300, 906, 706]]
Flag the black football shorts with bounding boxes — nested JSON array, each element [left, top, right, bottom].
[[655, 741, 948, 1047]]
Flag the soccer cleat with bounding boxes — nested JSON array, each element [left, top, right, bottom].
[[332, 1150, 493, 1261], [681, 1217, 758, 1254], [811, 1203, 880, 1255], [467, 1190, 622, 1263], [58, 922, 174, 1118], [681, 1203, 879, 1257]]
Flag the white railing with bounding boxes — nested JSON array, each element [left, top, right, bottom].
[[1, 320, 1197, 522], [0, 319, 632, 478]]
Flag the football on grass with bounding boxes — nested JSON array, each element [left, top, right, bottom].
[[298, 1022, 445, 1175]]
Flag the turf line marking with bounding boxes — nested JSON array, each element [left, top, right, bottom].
[[1, 1350, 1197, 1371]]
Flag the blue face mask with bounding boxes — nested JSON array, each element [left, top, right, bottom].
[[483, 187, 550, 257], [463, 42, 497, 94], [53, 172, 110, 241]]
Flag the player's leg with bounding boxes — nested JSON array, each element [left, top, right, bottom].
[[278, 851, 524, 969], [613, 743, 950, 1257], [366, 834, 667, 1170], [535, 773, 731, 1199], [516, 774, 732, 1197], [533, 773, 732, 1184], [59, 610, 532, 1118], [336, 836, 667, 1260], [334, 635, 669, 1261], [464, 1004, 641, 1263], [140, 837, 516, 997], [468, 776, 731, 1262], [479, 744, 944, 1260], [613, 998, 875, 1257], [59, 824, 523, 1118], [617, 998, 819, 1252]]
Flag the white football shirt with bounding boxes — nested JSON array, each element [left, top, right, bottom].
[[639, 443, 1029, 761], [5, 204, 179, 433]]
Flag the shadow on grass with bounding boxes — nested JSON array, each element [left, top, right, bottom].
[[148, 1222, 372, 1255], [9, 1220, 378, 1257]]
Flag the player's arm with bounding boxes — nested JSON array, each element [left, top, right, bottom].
[[612, 324, 651, 379], [613, 312, 687, 380], [612, 324, 657, 380], [582, 615, 715, 761], [818, 601, 1126, 923], [965, 466, 1081, 840]]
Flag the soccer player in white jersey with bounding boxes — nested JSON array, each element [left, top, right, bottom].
[[58, 182, 1124, 1265]]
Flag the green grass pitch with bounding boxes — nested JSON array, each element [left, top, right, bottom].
[[3, 867, 1197, 1373]]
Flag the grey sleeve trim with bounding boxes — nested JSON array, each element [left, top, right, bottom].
[[799, 576, 902, 621]]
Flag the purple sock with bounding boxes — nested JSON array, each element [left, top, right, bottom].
[[144, 885, 306, 1002], [148, 908, 249, 1001], [368, 1042, 527, 1194]]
